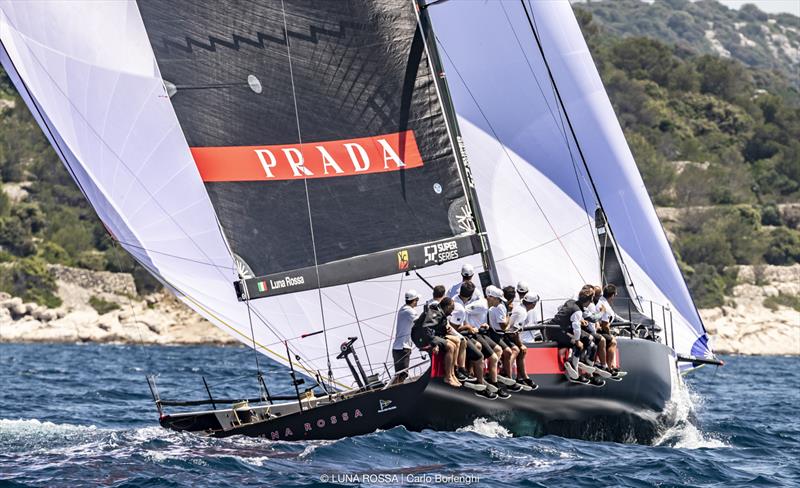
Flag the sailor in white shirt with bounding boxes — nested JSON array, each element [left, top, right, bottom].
[[391, 289, 420, 384], [503, 286, 535, 390], [447, 263, 483, 303], [520, 292, 542, 342], [597, 284, 622, 375], [485, 285, 521, 393]]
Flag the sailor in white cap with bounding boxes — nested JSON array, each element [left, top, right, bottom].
[[447, 305, 496, 400], [484, 285, 519, 395], [447, 263, 483, 303], [516, 281, 530, 301], [391, 289, 421, 385]]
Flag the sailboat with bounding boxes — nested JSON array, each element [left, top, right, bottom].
[[0, 0, 721, 442]]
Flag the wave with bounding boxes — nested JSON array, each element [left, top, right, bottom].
[[653, 377, 729, 449], [456, 418, 513, 438]]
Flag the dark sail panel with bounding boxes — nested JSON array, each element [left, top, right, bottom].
[[138, 0, 478, 293]]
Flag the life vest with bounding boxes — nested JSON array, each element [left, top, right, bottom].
[[411, 301, 444, 348], [552, 299, 581, 332]]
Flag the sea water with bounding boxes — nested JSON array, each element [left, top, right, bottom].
[[0, 343, 797, 487]]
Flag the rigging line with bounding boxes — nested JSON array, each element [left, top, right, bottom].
[[433, 37, 586, 283], [243, 291, 266, 402], [279, 0, 332, 383], [495, 222, 591, 263], [107, 237, 153, 373], [499, 1, 600, 260], [521, 0, 639, 295], [113, 239, 234, 271], [251, 308, 398, 351]]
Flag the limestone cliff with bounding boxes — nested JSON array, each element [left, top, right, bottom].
[[0, 265, 237, 345]]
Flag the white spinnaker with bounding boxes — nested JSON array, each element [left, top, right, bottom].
[[0, 0, 484, 390], [430, 0, 710, 358]]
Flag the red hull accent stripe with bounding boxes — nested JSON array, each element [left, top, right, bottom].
[[192, 130, 423, 182], [524, 347, 565, 375]]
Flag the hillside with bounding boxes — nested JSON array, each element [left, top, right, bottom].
[[0, 0, 798, 349], [575, 0, 800, 91]]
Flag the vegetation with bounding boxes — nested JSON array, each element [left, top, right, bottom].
[[763, 293, 800, 312], [0, 257, 62, 308], [575, 3, 800, 307], [88, 296, 120, 315]]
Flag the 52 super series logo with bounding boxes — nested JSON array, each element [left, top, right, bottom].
[[423, 240, 459, 264]]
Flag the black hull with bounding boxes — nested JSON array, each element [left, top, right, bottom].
[[159, 338, 675, 443], [160, 368, 431, 441], [396, 338, 676, 443]]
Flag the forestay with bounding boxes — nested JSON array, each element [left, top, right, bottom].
[[428, 0, 712, 360]]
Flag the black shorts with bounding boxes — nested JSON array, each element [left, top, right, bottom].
[[465, 338, 483, 362], [487, 329, 511, 350], [392, 348, 411, 375], [505, 331, 523, 348], [549, 328, 575, 348], [599, 332, 614, 344], [473, 333, 498, 359]]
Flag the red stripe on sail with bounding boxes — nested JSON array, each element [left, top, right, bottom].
[[192, 130, 423, 182]]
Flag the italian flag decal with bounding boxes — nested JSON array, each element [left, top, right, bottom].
[[257, 280, 268, 292]]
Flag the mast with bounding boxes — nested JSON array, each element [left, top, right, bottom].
[[416, 0, 500, 287]]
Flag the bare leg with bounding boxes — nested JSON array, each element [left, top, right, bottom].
[[516, 345, 527, 379], [597, 336, 607, 367], [607, 338, 617, 369], [508, 346, 519, 378], [458, 338, 467, 370], [443, 342, 461, 387], [501, 347, 513, 378], [487, 353, 498, 383], [470, 359, 485, 385]]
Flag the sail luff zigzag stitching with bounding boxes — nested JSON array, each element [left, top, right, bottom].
[[158, 21, 368, 54]]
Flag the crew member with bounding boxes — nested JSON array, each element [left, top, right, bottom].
[[448, 263, 482, 303], [448, 305, 497, 400], [505, 287, 536, 391], [391, 289, 420, 385], [486, 285, 520, 393]]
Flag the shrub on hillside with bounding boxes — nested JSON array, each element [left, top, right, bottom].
[[0, 256, 61, 307], [764, 228, 800, 265], [686, 263, 726, 308]]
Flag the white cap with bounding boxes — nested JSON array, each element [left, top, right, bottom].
[[522, 292, 540, 305], [448, 303, 466, 325], [404, 289, 421, 302], [516, 281, 530, 294], [461, 263, 474, 277], [485, 285, 506, 302]]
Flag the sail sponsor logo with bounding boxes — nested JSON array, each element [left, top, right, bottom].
[[192, 130, 423, 182], [267, 275, 305, 290], [264, 408, 363, 440], [423, 240, 459, 264], [397, 249, 409, 271]]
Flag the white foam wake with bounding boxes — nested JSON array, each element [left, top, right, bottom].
[[653, 377, 728, 449], [456, 418, 513, 438]]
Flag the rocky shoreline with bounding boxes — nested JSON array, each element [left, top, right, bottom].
[[0, 265, 237, 346], [1, 264, 798, 355]]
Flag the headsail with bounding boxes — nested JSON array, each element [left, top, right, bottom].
[[137, 0, 481, 300], [428, 0, 712, 360], [0, 0, 484, 390]]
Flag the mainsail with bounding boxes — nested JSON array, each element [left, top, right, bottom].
[[0, 0, 485, 389], [137, 0, 481, 300], [428, 0, 712, 361]]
